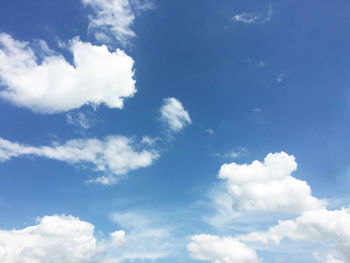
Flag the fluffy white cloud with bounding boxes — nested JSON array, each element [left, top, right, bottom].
[[239, 208, 350, 263], [82, 0, 154, 45], [0, 215, 102, 263], [218, 152, 325, 214], [0, 33, 136, 113], [160, 97, 191, 133], [110, 230, 126, 247], [0, 136, 159, 185], [187, 234, 260, 263]]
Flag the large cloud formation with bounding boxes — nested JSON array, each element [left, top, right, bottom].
[[0, 33, 136, 113], [0, 136, 159, 185], [218, 152, 325, 214]]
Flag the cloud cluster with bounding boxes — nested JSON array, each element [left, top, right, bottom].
[[187, 234, 260, 263], [239, 208, 350, 262], [0, 215, 101, 263], [160, 97, 191, 133], [0, 33, 136, 113], [218, 152, 325, 214], [0, 136, 159, 185], [188, 152, 349, 263]]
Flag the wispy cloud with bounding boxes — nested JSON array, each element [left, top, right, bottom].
[[0, 136, 159, 185], [232, 6, 273, 24], [82, 0, 154, 46]]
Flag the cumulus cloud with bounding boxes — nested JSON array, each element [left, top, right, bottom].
[[82, 0, 154, 45], [0, 215, 102, 263], [110, 230, 126, 247], [218, 152, 325, 214], [0, 136, 159, 185], [239, 208, 350, 263], [0, 33, 136, 113], [160, 97, 191, 133], [187, 234, 260, 263]]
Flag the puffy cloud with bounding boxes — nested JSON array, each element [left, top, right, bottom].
[[0, 33, 136, 113], [160, 97, 191, 133], [239, 208, 350, 263], [0, 136, 159, 185], [218, 152, 325, 214], [187, 234, 260, 263], [110, 230, 126, 247], [0, 215, 101, 263], [82, 0, 154, 45]]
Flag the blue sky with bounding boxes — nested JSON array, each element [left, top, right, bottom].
[[1, 0, 350, 262]]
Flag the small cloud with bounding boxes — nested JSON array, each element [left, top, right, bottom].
[[141, 136, 159, 146], [257, 61, 266, 68], [159, 97, 191, 133], [277, 73, 285, 83], [206, 129, 214, 135], [66, 112, 92, 129], [213, 148, 247, 159], [232, 6, 272, 24]]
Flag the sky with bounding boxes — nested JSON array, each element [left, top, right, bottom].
[[0, 0, 350, 262]]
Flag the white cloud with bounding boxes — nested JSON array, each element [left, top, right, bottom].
[[0, 215, 102, 263], [110, 212, 175, 261], [82, 0, 154, 46], [239, 208, 350, 263], [314, 253, 344, 263], [218, 152, 325, 214], [0, 33, 136, 113], [110, 230, 126, 247], [160, 97, 191, 133], [0, 136, 159, 185], [187, 234, 260, 263], [232, 7, 272, 24], [66, 112, 92, 129]]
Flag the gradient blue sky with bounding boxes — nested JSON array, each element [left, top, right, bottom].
[[1, 1, 350, 263]]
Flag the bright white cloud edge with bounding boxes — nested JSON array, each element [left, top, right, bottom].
[[82, 0, 154, 46], [0, 33, 136, 114], [217, 152, 326, 214], [160, 97, 191, 133], [0, 214, 125, 263], [0, 136, 159, 185]]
